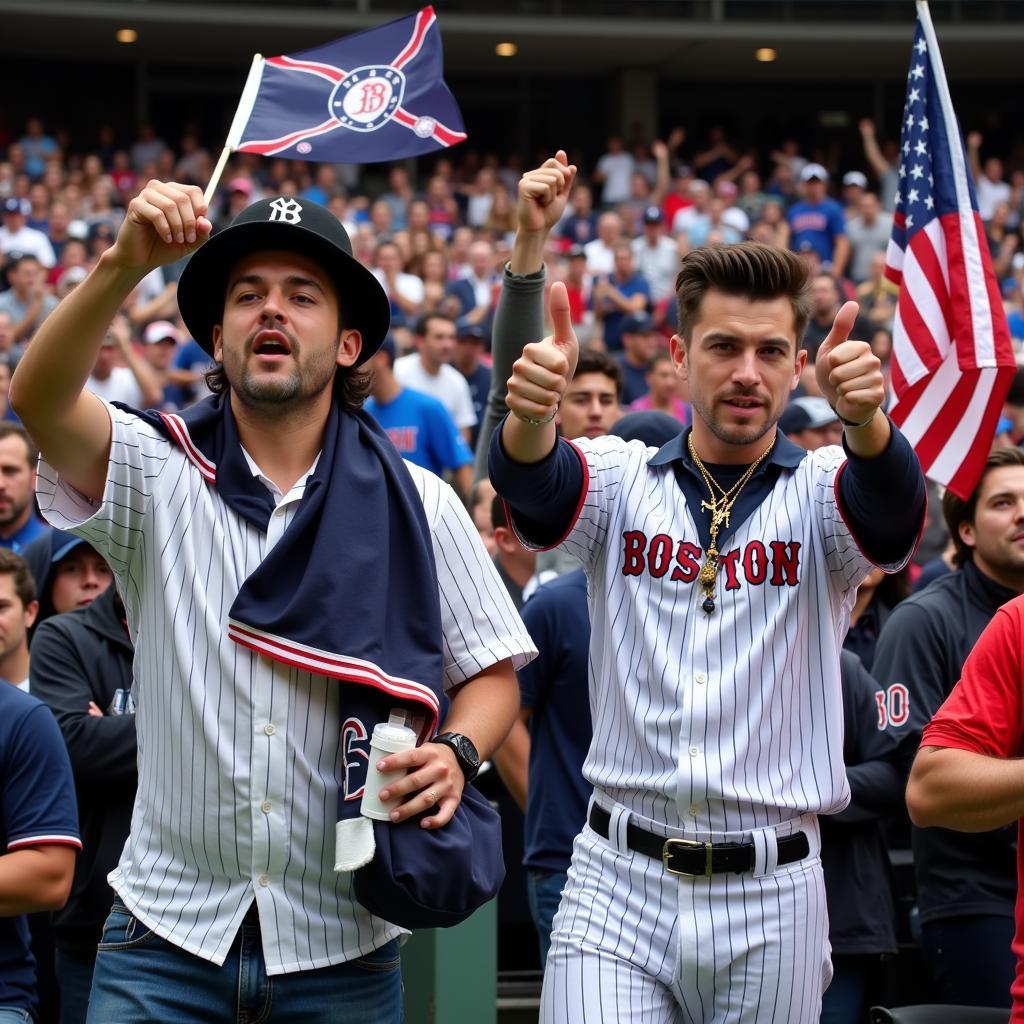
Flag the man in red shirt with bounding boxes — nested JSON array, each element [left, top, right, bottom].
[[907, 595, 1024, 1021]]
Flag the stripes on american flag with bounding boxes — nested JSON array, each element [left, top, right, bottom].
[[883, 0, 1015, 500]]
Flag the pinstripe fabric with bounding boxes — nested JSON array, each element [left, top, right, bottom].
[[36, 401, 535, 975], [541, 817, 830, 1024], [514, 437, 892, 834], [515, 436, 902, 1023]]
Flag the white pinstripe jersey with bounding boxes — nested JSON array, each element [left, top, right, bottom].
[[36, 402, 535, 974], [515, 435, 901, 837]]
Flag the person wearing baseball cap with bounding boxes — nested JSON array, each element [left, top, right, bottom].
[[778, 395, 844, 451], [10, 181, 534, 1021], [0, 197, 55, 268], [631, 204, 679, 305], [789, 162, 850, 278]]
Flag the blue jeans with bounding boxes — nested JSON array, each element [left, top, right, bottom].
[[85, 901, 403, 1023], [920, 913, 1015, 1008], [0, 1010, 31, 1023], [55, 948, 97, 1024], [820, 953, 881, 1024], [527, 869, 567, 965]]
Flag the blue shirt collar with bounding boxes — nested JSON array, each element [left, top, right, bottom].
[[647, 426, 807, 470]]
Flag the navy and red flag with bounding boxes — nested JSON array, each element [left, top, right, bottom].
[[884, 0, 1014, 500], [225, 6, 466, 163]]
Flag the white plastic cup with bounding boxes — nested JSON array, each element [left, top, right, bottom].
[[360, 711, 417, 821]]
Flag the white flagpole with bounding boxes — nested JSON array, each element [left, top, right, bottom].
[[204, 53, 266, 205]]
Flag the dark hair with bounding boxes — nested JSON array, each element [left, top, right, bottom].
[[415, 312, 455, 337], [574, 347, 623, 401], [0, 423, 37, 469], [490, 493, 509, 531], [647, 350, 673, 371], [943, 446, 1024, 567], [675, 242, 811, 345], [0, 548, 36, 609]]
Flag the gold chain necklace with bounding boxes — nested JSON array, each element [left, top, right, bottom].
[[687, 434, 776, 614]]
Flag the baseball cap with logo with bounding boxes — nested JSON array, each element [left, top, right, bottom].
[[842, 170, 868, 189], [2, 197, 27, 216], [177, 195, 390, 364], [778, 396, 840, 434], [800, 163, 829, 183], [642, 205, 664, 225]]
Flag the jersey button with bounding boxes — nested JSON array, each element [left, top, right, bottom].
[[274, 506, 287, 517], [264, 723, 276, 736], [689, 804, 700, 816], [261, 800, 272, 814], [695, 673, 706, 685], [258, 874, 270, 887], [688, 745, 699, 757]]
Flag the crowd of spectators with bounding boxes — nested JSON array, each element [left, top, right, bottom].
[[3, 113, 1024, 1023]]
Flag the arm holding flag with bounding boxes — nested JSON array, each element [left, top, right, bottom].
[[10, 182, 211, 503]]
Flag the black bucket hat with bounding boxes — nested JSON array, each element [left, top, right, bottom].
[[177, 196, 391, 366]]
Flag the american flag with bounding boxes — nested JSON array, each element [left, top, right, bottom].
[[884, 1, 1014, 500]]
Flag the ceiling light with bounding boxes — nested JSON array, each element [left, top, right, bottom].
[[755, 47, 777, 62], [116, 28, 138, 44], [495, 42, 518, 58]]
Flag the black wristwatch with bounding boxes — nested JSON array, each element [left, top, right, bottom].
[[430, 732, 481, 783]]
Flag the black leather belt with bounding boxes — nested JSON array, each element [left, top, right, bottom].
[[589, 805, 810, 878]]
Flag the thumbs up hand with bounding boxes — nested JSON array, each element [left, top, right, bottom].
[[506, 281, 578, 426], [814, 300, 884, 428]]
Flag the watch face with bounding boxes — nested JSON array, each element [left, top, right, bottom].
[[453, 734, 480, 770]]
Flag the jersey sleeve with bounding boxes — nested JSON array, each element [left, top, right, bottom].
[[921, 602, 1024, 758], [871, 597, 952, 741], [506, 436, 641, 575], [813, 443, 917, 591], [413, 466, 537, 688], [3, 702, 81, 852], [35, 401, 172, 578]]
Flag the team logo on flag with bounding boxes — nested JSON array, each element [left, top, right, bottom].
[[268, 197, 303, 224], [332, 67, 404, 132], [228, 6, 467, 163]]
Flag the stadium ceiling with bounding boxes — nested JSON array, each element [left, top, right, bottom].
[[11, 1, 1024, 80]]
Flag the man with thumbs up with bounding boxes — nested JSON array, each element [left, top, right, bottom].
[[489, 155, 925, 1023]]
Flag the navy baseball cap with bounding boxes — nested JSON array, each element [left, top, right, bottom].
[[2, 197, 26, 216], [779, 397, 839, 434], [354, 783, 504, 929], [642, 205, 664, 225], [622, 312, 656, 334], [611, 411, 682, 447], [177, 196, 391, 365], [456, 323, 487, 342]]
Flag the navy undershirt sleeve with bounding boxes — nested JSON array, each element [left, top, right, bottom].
[[838, 421, 925, 566], [488, 418, 585, 548]]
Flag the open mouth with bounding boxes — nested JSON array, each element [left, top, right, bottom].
[[253, 331, 293, 357]]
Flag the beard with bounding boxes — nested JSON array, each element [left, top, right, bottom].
[[689, 389, 780, 449], [224, 327, 339, 410]]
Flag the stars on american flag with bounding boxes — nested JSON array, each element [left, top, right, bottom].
[[896, 39, 937, 240]]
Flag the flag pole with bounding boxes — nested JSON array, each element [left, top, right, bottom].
[[204, 53, 266, 206]]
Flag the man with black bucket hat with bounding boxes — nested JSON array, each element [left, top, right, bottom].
[[10, 180, 536, 1023]]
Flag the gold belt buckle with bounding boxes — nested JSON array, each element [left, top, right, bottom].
[[662, 838, 713, 878]]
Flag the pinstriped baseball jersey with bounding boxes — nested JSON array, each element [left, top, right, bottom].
[[35, 401, 535, 975], [512, 434, 904, 836]]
